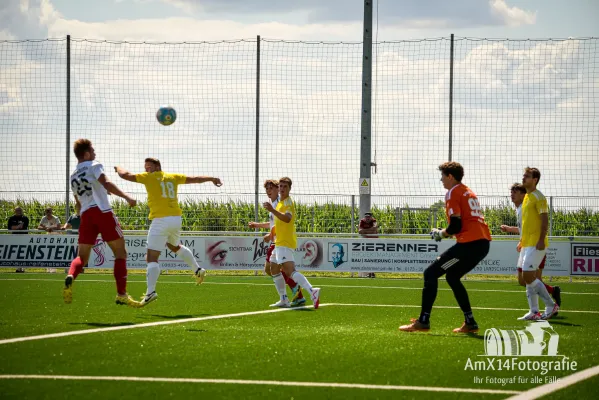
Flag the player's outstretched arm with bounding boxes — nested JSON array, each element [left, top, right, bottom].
[[249, 221, 270, 229], [114, 166, 138, 183], [185, 176, 223, 186], [98, 174, 137, 207], [500, 225, 520, 234]]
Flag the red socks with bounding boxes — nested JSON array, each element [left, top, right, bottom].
[[281, 270, 304, 299], [544, 282, 554, 295], [68, 257, 84, 279], [113, 258, 128, 295]]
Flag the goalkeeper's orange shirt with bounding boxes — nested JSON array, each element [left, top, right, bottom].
[[445, 183, 492, 243]]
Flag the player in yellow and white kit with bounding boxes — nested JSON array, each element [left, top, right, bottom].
[[517, 167, 559, 321], [263, 177, 321, 309], [115, 158, 222, 306]]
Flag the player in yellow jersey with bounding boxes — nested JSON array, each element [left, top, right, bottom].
[[263, 177, 321, 309], [115, 158, 222, 306], [517, 167, 559, 321]]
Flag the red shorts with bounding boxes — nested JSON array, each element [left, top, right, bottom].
[[266, 243, 275, 263], [517, 255, 546, 272], [79, 207, 123, 245]]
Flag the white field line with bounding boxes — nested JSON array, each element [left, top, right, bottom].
[[505, 364, 599, 400], [0, 277, 596, 296], [0, 374, 520, 395], [326, 303, 599, 314], [1, 302, 597, 347], [0, 306, 314, 346]]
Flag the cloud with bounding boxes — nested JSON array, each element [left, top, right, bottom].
[[160, 0, 536, 28], [490, 0, 536, 27], [0, 0, 61, 39]]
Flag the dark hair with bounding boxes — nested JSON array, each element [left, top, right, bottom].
[[263, 179, 279, 189], [510, 183, 526, 194], [438, 161, 464, 182], [73, 139, 92, 160], [524, 167, 541, 184], [279, 177, 292, 188], [145, 158, 162, 170]]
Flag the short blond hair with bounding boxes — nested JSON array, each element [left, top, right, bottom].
[[263, 179, 279, 189]]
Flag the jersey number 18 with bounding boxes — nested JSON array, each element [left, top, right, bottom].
[[160, 182, 176, 198]]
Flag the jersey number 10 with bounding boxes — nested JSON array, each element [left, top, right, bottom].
[[160, 182, 176, 199]]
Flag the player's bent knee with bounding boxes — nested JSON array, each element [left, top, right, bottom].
[[282, 262, 295, 276], [445, 273, 461, 287], [423, 265, 440, 282], [270, 264, 281, 275], [522, 271, 537, 284]]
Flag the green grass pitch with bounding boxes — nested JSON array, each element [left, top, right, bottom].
[[0, 273, 598, 399]]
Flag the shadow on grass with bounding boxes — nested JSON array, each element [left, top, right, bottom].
[[186, 329, 208, 332], [426, 332, 484, 340], [148, 314, 212, 319], [68, 322, 135, 328], [546, 320, 582, 327]]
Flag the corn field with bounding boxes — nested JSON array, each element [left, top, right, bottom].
[[2, 198, 598, 237]]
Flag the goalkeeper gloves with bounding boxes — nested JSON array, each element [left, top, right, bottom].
[[430, 228, 444, 242]]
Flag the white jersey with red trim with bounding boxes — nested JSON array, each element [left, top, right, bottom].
[[70, 160, 111, 214]]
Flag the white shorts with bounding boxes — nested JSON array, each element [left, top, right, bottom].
[[518, 246, 546, 271], [272, 246, 295, 265], [147, 216, 182, 251]]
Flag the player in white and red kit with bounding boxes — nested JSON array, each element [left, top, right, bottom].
[[248, 179, 304, 306], [63, 139, 140, 307]]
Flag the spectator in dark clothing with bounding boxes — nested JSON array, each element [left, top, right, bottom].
[[63, 213, 81, 234], [359, 212, 379, 278], [7, 207, 29, 234]]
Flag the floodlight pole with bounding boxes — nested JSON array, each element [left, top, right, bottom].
[[359, 0, 373, 219]]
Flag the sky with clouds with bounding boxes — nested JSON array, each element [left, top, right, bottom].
[[0, 0, 597, 206]]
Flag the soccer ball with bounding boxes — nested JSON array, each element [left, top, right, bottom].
[[156, 105, 177, 126]]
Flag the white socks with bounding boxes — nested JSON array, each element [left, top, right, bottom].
[[272, 273, 288, 301], [176, 245, 201, 272], [290, 271, 313, 292], [146, 262, 160, 294], [525, 283, 539, 313], [532, 279, 555, 309], [526, 278, 555, 313]]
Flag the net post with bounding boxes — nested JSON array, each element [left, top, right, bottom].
[[65, 35, 71, 222], [254, 35, 261, 225], [448, 33, 454, 162], [359, 0, 373, 219]]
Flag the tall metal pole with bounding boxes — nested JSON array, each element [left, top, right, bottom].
[[254, 35, 261, 223], [65, 35, 71, 220], [448, 33, 454, 161], [359, 0, 373, 219]]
